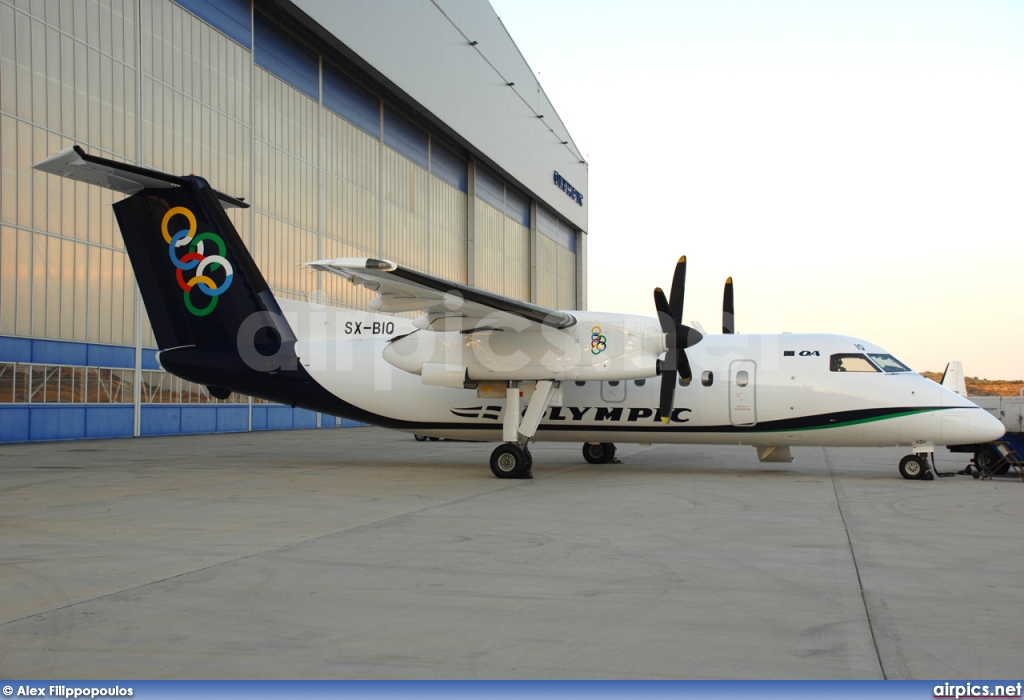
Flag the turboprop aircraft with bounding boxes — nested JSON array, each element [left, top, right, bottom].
[[33, 146, 1005, 480]]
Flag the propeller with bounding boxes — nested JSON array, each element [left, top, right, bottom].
[[723, 277, 735, 334], [654, 256, 703, 424]]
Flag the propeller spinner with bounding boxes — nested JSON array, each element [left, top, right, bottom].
[[654, 256, 703, 424]]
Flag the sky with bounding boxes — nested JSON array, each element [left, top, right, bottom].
[[488, 0, 1024, 380]]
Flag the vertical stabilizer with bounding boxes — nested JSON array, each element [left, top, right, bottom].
[[940, 361, 969, 397], [34, 147, 301, 401]]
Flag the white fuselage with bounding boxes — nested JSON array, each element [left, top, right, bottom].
[[277, 299, 1002, 449]]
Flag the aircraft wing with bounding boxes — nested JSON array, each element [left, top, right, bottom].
[[306, 257, 577, 330]]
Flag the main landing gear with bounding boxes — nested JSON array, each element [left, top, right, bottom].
[[490, 443, 533, 479], [489, 380, 558, 480], [582, 442, 617, 464]]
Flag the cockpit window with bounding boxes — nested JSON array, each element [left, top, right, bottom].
[[868, 353, 912, 372], [830, 353, 880, 372]]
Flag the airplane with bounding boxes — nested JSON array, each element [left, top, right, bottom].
[[33, 146, 1005, 481]]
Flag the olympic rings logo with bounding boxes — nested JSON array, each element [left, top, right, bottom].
[[161, 206, 234, 317], [590, 326, 607, 355]]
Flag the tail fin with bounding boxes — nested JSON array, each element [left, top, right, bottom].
[[941, 361, 969, 397], [34, 147, 297, 394], [112, 173, 275, 350]]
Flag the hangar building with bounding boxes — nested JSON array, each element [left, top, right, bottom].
[[0, 0, 588, 442]]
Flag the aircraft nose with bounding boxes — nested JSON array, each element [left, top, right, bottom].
[[971, 408, 1006, 443]]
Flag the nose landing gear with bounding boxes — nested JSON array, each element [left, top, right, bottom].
[[898, 451, 974, 480], [898, 454, 932, 480]]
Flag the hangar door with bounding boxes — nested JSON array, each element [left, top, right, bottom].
[[729, 360, 757, 426]]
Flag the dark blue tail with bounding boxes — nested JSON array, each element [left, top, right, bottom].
[[33, 146, 350, 413]]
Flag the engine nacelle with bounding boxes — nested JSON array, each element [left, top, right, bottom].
[[420, 362, 471, 389], [382, 311, 664, 383]]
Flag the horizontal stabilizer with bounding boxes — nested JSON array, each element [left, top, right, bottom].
[[33, 146, 248, 209]]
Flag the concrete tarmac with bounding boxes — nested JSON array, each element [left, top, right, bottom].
[[0, 427, 1021, 679]]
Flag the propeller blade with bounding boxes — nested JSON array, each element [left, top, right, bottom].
[[657, 368, 677, 424], [723, 277, 735, 334], [654, 256, 704, 424], [654, 287, 674, 338], [667, 256, 687, 322], [654, 287, 677, 424], [677, 346, 693, 383]]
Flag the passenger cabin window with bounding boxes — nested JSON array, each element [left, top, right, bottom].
[[830, 354, 880, 372], [701, 371, 714, 387], [868, 354, 912, 372], [736, 370, 749, 387], [678, 375, 691, 387], [634, 379, 646, 387]]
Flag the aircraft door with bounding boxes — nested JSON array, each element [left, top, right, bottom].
[[729, 360, 757, 426], [601, 380, 626, 403]]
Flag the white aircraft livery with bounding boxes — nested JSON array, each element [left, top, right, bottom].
[[34, 146, 1005, 480]]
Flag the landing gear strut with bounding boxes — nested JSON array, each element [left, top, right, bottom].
[[489, 380, 559, 480]]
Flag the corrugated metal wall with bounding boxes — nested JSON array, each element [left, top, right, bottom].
[[382, 147, 429, 271], [322, 109, 379, 309], [430, 179, 468, 284], [0, 0, 585, 442]]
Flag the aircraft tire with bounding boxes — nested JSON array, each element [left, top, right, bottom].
[[414, 434, 428, 442], [582, 442, 616, 464], [898, 454, 927, 480], [490, 444, 531, 479], [975, 446, 1008, 476]]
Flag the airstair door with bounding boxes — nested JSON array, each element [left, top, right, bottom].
[[729, 360, 757, 426]]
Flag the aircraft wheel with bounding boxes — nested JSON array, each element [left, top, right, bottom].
[[582, 442, 616, 464], [975, 446, 1008, 476], [414, 434, 428, 442], [898, 454, 927, 480], [490, 444, 531, 479]]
